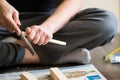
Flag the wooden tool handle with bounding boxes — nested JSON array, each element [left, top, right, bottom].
[[49, 39, 66, 46], [22, 32, 66, 46]]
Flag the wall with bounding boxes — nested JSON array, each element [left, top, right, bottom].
[[82, 0, 120, 32]]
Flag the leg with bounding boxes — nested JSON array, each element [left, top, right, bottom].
[[54, 8, 118, 50], [0, 13, 49, 66], [21, 49, 40, 64], [14, 40, 41, 64], [34, 8, 118, 65], [0, 26, 26, 67], [0, 26, 18, 40], [54, 48, 91, 64]]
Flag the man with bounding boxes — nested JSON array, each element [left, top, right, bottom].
[[0, 0, 118, 67]]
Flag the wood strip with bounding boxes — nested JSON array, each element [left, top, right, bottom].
[[50, 67, 68, 80], [20, 72, 37, 80]]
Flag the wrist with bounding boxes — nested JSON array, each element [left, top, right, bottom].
[[40, 22, 55, 34]]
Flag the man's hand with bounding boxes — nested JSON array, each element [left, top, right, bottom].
[[0, 0, 21, 35], [26, 25, 53, 45]]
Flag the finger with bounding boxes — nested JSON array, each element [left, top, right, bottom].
[[38, 32, 46, 45], [43, 34, 53, 45], [43, 36, 50, 45], [6, 16, 21, 35], [13, 11, 21, 26], [33, 30, 42, 44], [28, 26, 37, 41]]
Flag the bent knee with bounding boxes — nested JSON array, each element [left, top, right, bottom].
[[97, 10, 118, 37], [76, 8, 118, 36], [81, 8, 118, 37]]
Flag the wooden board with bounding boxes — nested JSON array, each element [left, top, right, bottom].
[[50, 67, 67, 80]]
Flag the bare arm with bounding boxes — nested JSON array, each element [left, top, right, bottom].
[[41, 0, 82, 33], [26, 0, 82, 45]]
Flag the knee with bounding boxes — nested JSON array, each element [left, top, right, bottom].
[[97, 9, 118, 37], [90, 9, 118, 45], [81, 8, 118, 44], [88, 8, 118, 37], [76, 8, 118, 36]]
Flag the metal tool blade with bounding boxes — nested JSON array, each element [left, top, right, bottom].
[[20, 32, 36, 55]]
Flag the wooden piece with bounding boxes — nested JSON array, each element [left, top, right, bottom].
[[20, 32, 36, 55], [20, 72, 37, 80], [50, 67, 68, 80], [49, 39, 66, 46]]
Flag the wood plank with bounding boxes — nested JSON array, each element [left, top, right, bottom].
[[50, 67, 68, 80], [20, 72, 37, 80]]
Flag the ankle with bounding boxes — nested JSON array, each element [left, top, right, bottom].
[[21, 49, 41, 64]]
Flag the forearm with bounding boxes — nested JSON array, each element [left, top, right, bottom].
[[41, 0, 82, 33]]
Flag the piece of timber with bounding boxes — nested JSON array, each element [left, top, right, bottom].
[[50, 67, 68, 80], [20, 72, 37, 80]]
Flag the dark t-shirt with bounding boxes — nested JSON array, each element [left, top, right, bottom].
[[7, 0, 62, 12]]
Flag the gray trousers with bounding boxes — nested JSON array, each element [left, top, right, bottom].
[[0, 8, 118, 66]]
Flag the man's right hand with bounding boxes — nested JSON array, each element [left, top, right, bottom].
[[0, 0, 21, 35]]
